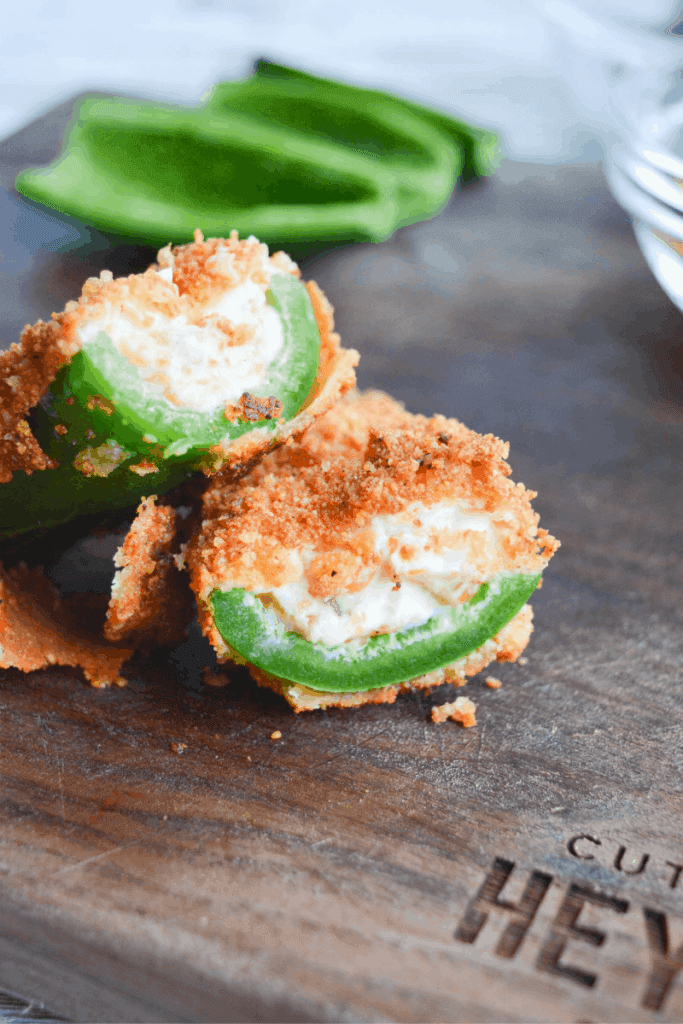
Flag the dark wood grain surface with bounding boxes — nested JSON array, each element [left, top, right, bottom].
[[3, 102, 683, 1023]]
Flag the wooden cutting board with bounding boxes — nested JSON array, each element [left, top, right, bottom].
[[2, 102, 683, 1023]]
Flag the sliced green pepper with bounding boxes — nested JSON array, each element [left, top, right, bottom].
[[208, 62, 466, 231], [210, 572, 539, 693], [249, 61, 499, 185], [15, 63, 497, 254], [0, 273, 320, 538], [16, 94, 399, 252]]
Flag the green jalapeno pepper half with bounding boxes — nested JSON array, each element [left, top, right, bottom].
[[210, 572, 540, 693], [15, 93, 400, 253], [0, 273, 321, 538], [15, 63, 497, 255]]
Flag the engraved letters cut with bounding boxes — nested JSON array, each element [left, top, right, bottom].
[[567, 835, 601, 860], [666, 862, 683, 890], [642, 908, 683, 1012], [614, 845, 649, 875], [537, 883, 629, 988], [455, 857, 552, 958]]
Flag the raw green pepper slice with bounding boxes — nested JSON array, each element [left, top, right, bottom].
[[210, 572, 540, 693], [15, 63, 497, 254], [249, 61, 499, 185], [0, 273, 321, 538], [208, 62, 466, 231], [15, 94, 399, 252]]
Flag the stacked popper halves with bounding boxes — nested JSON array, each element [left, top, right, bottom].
[[0, 235, 558, 713]]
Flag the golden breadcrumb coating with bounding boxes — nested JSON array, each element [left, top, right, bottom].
[[163, 228, 299, 305], [206, 278, 358, 480], [0, 320, 75, 483], [104, 496, 194, 646], [56, 231, 294, 357], [431, 696, 477, 727], [0, 563, 131, 687], [190, 392, 559, 602], [0, 231, 357, 486], [188, 391, 557, 710]]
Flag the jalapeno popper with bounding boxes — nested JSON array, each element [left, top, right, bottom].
[[187, 392, 559, 712], [0, 232, 358, 538]]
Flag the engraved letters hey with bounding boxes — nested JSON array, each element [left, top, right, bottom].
[[455, 854, 683, 1012]]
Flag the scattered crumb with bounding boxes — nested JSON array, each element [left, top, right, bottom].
[[247, 756, 252, 761], [170, 741, 187, 754], [431, 696, 477, 728], [518, 656, 528, 665], [91, 677, 127, 689], [129, 460, 159, 476], [485, 675, 502, 689], [270, 730, 282, 740], [203, 666, 230, 688]]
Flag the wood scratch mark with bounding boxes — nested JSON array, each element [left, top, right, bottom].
[[57, 754, 66, 822], [55, 844, 131, 876], [476, 724, 487, 771], [306, 723, 393, 774], [437, 729, 453, 804]]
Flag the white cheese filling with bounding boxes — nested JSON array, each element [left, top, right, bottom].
[[259, 501, 502, 646], [76, 255, 285, 413]]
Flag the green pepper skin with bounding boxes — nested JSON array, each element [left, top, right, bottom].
[[210, 572, 540, 693], [0, 447, 194, 541], [0, 274, 320, 539], [16, 95, 399, 252], [209, 65, 464, 232], [249, 61, 499, 186], [15, 63, 497, 253]]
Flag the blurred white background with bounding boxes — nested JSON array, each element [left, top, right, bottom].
[[1, 0, 680, 162]]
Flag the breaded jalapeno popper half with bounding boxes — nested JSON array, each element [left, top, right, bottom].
[[187, 392, 559, 712], [0, 232, 358, 538]]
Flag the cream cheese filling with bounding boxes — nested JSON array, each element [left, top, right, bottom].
[[76, 251, 285, 413], [255, 501, 503, 646]]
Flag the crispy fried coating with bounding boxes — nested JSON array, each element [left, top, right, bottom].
[[0, 320, 76, 483], [189, 391, 558, 710], [431, 696, 477, 727], [0, 232, 357, 488], [56, 232, 291, 353], [190, 392, 559, 602], [0, 563, 131, 686], [165, 229, 299, 305], [104, 496, 194, 646], [206, 278, 358, 480]]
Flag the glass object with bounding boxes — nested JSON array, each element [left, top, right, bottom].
[[542, 0, 683, 309], [605, 59, 683, 311]]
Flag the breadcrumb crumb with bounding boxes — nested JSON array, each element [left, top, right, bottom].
[[485, 676, 502, 689], [431, 696, 477, 727], [105, 496, 194, 646], [270, 730, 282, 740], [0, 320, 70, 483], [0, 562, 131, 686]]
